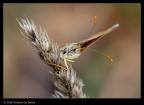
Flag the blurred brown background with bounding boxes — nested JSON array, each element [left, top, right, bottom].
[[4, 3, 141, 98]]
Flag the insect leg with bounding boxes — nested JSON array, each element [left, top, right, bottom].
[[64, 58, 69, 70], [66, 59, 74, 63], [45, 61, 67, 70]]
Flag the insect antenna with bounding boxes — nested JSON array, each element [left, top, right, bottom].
[[88, 48, 113, 62], [89, 16, 97, 35]]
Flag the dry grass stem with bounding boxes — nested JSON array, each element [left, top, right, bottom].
[[17, 17, 88, 98]]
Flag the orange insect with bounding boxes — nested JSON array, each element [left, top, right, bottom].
[[60, 16, 119, 69]]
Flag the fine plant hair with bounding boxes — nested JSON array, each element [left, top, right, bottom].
[[17, 17, 88, 98]]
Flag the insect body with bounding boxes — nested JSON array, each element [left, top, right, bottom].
[[62, 24, 120, 62], [58, 16, 120, 70]]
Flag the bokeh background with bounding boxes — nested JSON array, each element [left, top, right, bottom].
[[4, 3, 141, 98]]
